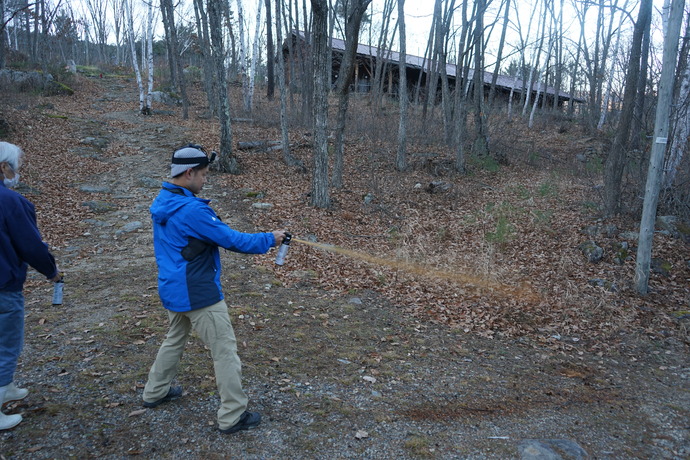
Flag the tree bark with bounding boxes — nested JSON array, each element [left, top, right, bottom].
[[603, 0, 652, 216], [193, 0, 217, 114], [275, 0, 301, 167], [160, 0, 189, 119], [208, 0, 239, 174], [636, 0, 685, 294], [265, 0, 275, 99], [473, 0, 489, 158], [332, 0, 372, 189], [125, 0, 147, 114], [310, 0, 330, 208], [662, 8, 690, 187], [630, 10, 652, 150]]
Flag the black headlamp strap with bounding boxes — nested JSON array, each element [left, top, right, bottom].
[[172, 156, 210, 165], [171, 144, 216, 166]]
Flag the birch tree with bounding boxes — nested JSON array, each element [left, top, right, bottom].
[[125, 0, 149, 114], [145, 0, 154, 112], [310, 0, 330, 208], [236, 0, 247, 94], [110, 0, 124, 65], [636, 0, 685, 294]]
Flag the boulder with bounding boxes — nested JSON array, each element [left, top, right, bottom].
[[150, 91, 181, 106], [578, 240, 603, 263]]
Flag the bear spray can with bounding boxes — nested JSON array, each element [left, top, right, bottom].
[[52, 276, 64, 305], [274, 232, 292, 266]]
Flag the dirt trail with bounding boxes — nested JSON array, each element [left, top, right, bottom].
[[0, 76, 688, 459]]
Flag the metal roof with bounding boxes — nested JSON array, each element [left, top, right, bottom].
[[291, 31, 584, 103]]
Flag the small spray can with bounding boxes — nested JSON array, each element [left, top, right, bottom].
[[274, 232, 292, 266], [52, 276, 64, 305]]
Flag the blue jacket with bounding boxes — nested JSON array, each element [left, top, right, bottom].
[[0, 182, 58, 292], [151, 182, 275, 312]]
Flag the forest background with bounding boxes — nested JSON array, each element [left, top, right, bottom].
[[0, 0, 689, 457]]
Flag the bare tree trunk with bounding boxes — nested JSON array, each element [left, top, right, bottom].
[[421, 7, 438, 123], [332, 0, 372, 189], [0, 0, 6, 69], [663, 8, 690, 187], [246, 0, 263, 113], [265, 0, 275, 99], [146, 0, 154, 112], [473, 0, 489, 158], [631, 9, 652, 150], [597, 1, 630, 130], [193, 0, 217, 114], [396, 0, 408, 172], [208, 0, 239, 173], [437, 0, 455, 146], [488, 0, 511, 108], [110, 0, 123, 65], [603, 0, 652, 215], [454, 0, 470, 172], [522, 0, 546, 117], [636, 0, 685, 294], [568, 1, 585, 116], [551, 0, 564, 112], [310, 0, 330, 208], [125, 0, 146, 114], [371, 0, 395, 110], [160, 0, 189, 119], [275, 0, 300, 167]]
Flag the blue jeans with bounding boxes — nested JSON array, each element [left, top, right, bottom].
[[0, 290, 24, 387]]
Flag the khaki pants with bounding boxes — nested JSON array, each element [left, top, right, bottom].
[[143, 300, 247, 429]]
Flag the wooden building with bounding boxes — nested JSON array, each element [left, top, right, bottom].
[[283, 31, 585, 108]]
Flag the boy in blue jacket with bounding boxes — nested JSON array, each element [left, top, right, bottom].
[[142, 144, 287, 434], [0, 142, 61, 430]]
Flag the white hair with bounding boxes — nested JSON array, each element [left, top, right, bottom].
[[0, 142, 23, 171]]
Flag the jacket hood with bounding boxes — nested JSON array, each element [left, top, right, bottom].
[[150, 183, 199, 225]]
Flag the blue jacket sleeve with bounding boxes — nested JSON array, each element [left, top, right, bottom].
[[7, 197, 58, 279], [185, 201, 275, 254]]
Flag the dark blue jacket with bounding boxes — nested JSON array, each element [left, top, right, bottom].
[[0, 182, 58, 291], [151, 182, 275, 312]]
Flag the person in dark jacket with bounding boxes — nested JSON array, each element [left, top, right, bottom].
[[0, 142, 61, 431], [142, 144, 287, 434]]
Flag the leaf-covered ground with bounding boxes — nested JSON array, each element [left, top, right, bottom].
[[0, 73, 688, 459]]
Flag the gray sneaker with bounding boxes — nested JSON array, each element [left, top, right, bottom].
[[142, 386, 183, 408], [219, 411, 261, 434]]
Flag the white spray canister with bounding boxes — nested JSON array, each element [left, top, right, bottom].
[[274, 232, 292, 266], [52, 276, 64, 305]]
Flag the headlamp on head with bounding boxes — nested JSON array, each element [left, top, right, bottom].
[[171, 143, 216, 168]]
